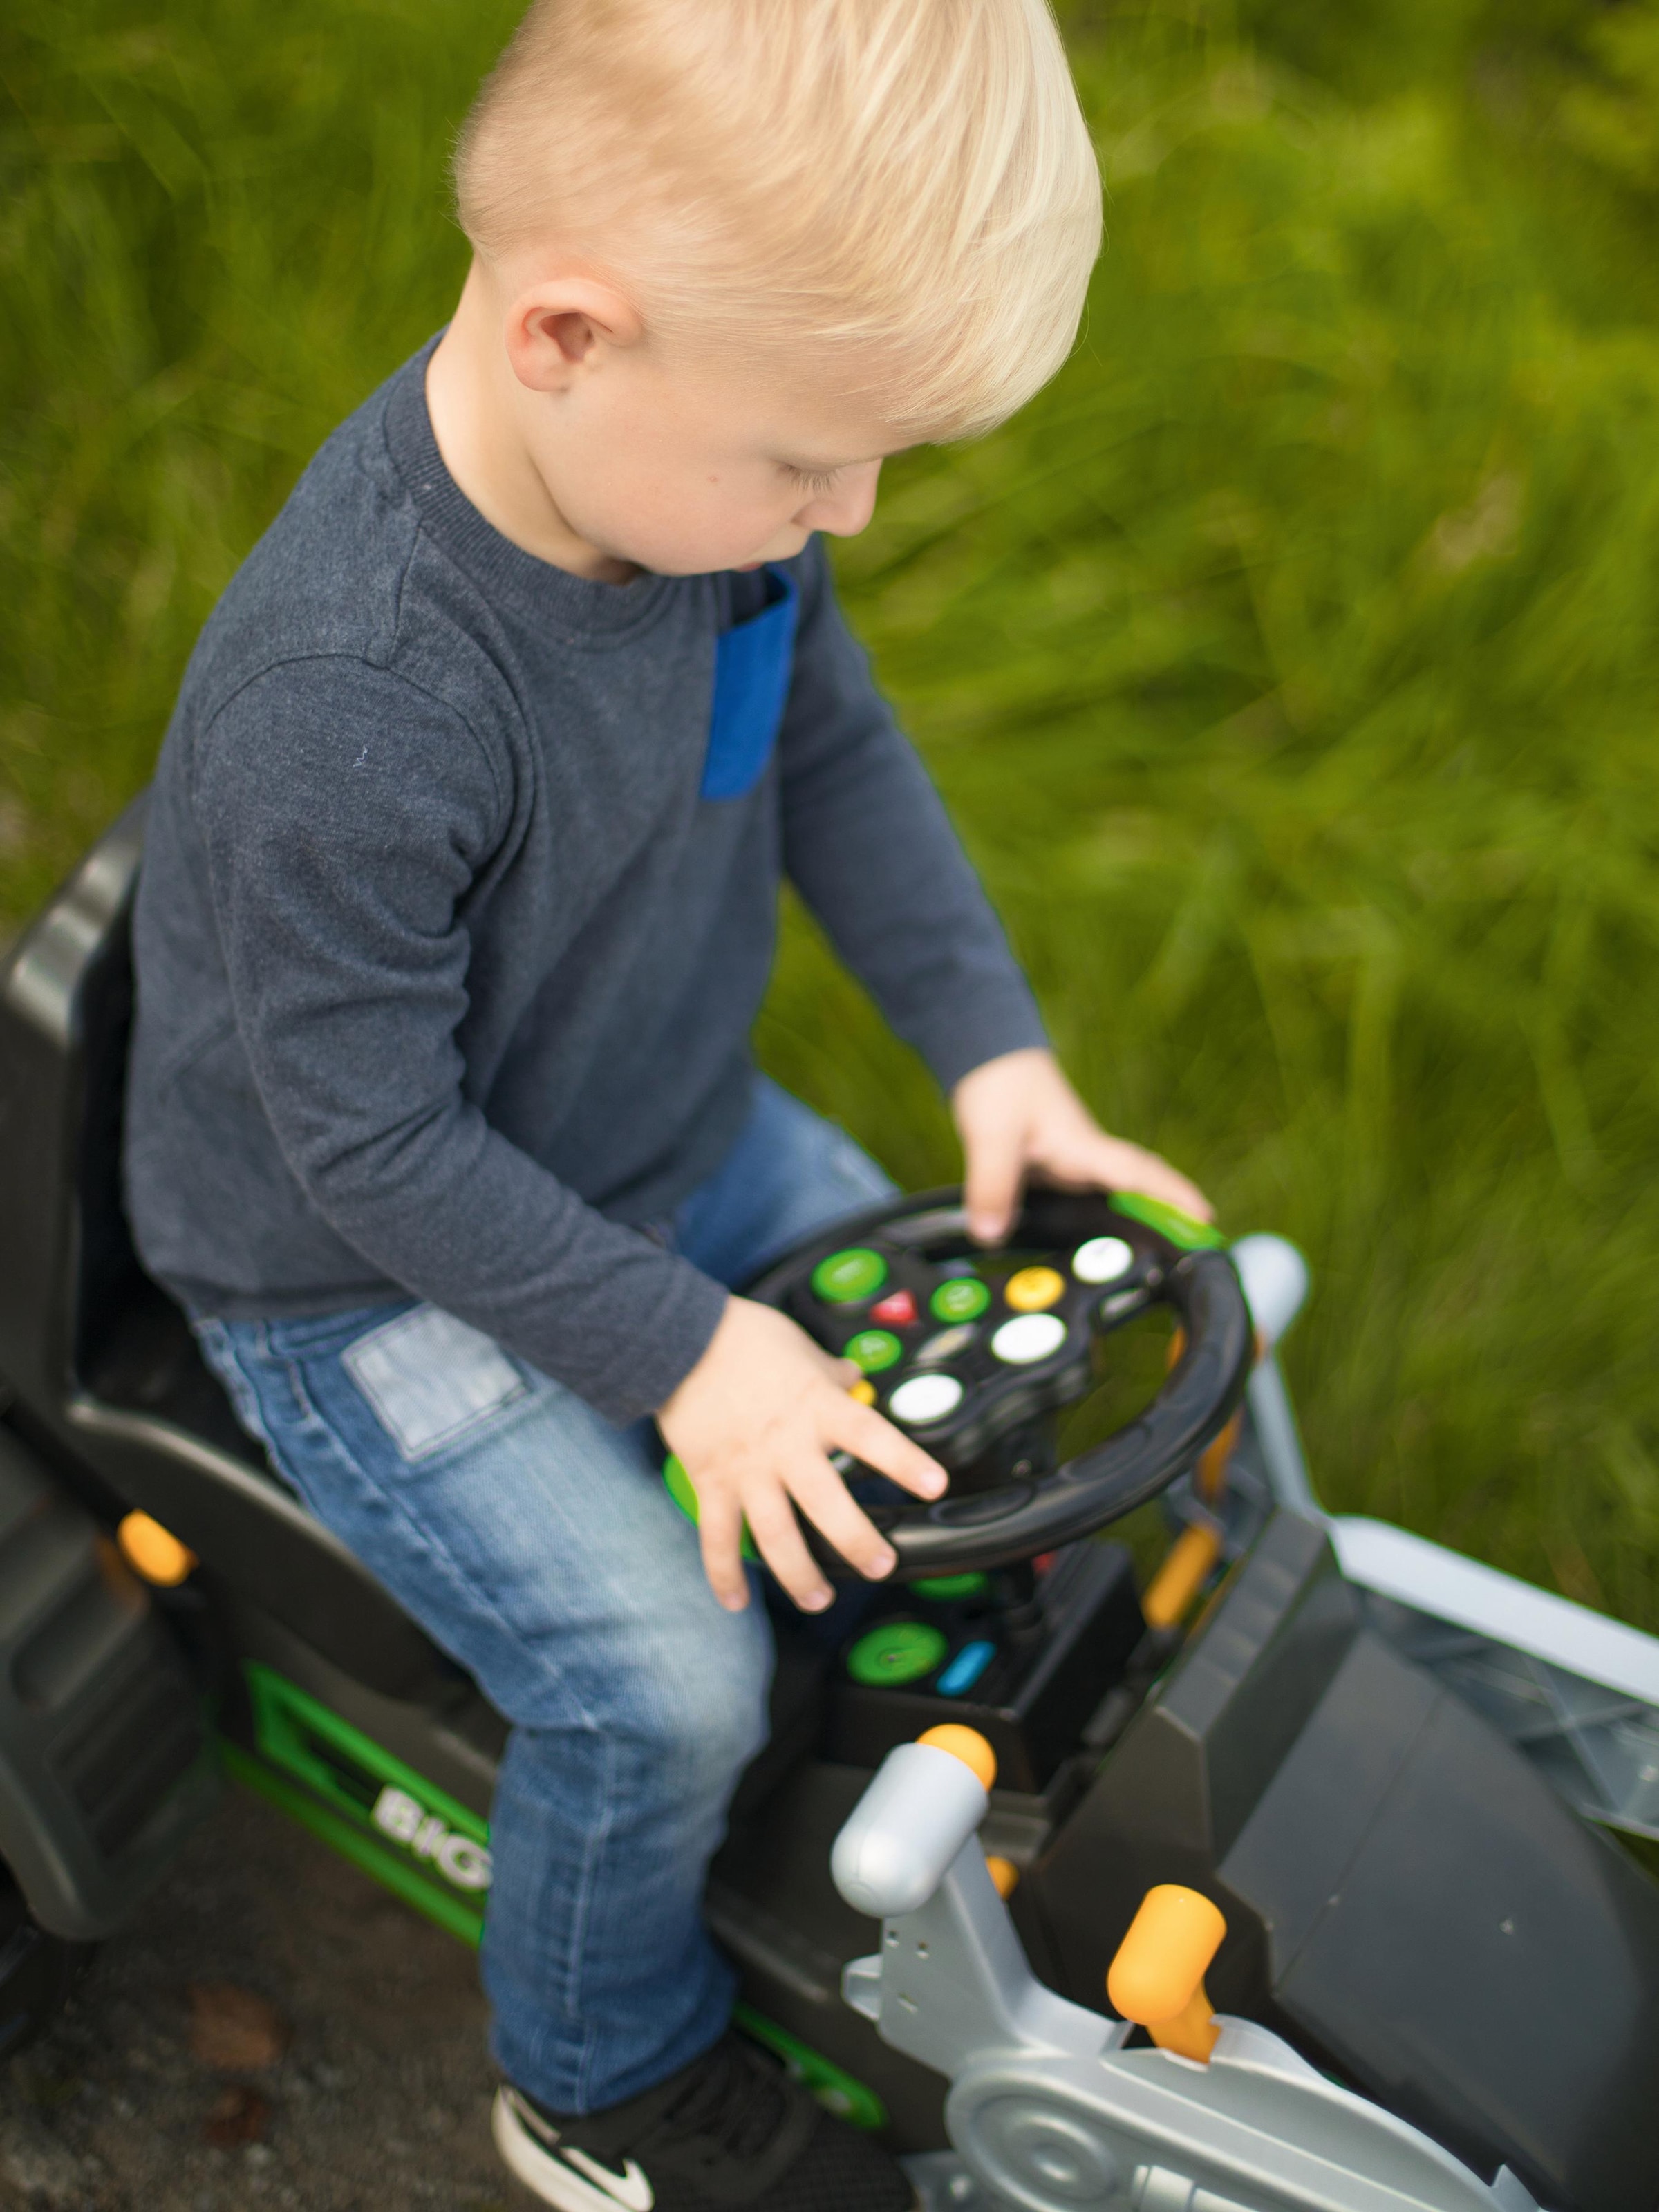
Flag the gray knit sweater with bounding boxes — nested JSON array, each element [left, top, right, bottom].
[[124, 339, 1045, 1423]]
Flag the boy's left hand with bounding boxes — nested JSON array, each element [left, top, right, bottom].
[[952, 1047, 1211, 1245]]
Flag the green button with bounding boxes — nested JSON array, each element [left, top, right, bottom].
[[930, 1276, 990, 1323], [914, 1573, 991, 1602], [812, 1247, 889, 1303], [846, 1620, 949, 1686], [843, 1329, 903, 1374]]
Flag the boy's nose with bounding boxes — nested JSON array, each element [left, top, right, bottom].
[[803, 461, 883, 538]]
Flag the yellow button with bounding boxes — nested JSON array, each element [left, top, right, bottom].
[[849, 1378, 877, 1405], [1004, 1266, 1065, 1312]]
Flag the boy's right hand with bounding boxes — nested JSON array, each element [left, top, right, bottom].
[[658, 1296, 948, 1614]]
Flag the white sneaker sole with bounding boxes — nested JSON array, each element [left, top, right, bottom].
[[492, 2081, 924, 2212], [492, 2089, 655, 2212]]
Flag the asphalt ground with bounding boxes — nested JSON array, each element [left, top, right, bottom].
[[0, 1785, 520, 2211]]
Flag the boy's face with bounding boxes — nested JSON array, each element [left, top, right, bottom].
[[504, 287, 910, 577]]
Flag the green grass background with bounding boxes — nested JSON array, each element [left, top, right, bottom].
[[5, 0, 1659, 1627]]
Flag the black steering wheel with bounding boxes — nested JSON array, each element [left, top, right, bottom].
[[744, 1186, 1253, 1577]]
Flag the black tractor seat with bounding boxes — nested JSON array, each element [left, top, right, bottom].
[[0, 793, 460, 1704]]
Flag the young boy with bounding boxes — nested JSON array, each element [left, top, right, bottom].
[[124, 2, 1208, 2204]]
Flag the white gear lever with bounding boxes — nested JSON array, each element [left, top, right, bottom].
[[832, 1726, 994, 1918]]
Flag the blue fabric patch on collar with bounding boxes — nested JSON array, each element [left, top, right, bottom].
[[700, 565, 800, 801]]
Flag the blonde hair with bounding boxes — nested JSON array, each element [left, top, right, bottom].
[[453, 0, 1102, 439]]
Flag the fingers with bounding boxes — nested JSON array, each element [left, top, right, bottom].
[[1030, 1124, 1212, 1224], [829, 1397, 948, 1501], [692, 1382, 949, 1617], [743, 1479, 836, 1613], [962, 1118, 1027, 1244], [953, 1051, 1213, 1232], [1090, 1136, 1212, 1223], [782, 1454, 899, 1585], [697, 1488, 752, 1614]]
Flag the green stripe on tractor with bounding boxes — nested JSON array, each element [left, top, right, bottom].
[[233, 1662, 490, 1942], [1108, 1190, 1227, 1250], [221, 1738, 485, 1947], [243, 1662, 489, 1846]]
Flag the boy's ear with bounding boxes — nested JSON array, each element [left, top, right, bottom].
[[505, 278, 645, 394]]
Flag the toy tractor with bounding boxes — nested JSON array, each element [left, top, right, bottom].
[[1, 797, 1656, 2211]]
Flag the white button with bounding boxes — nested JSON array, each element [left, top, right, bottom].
[[888, 1374, 964, 1425], [1072, 1236, 1135, 1286], [989, 1313, 1067, 1365]]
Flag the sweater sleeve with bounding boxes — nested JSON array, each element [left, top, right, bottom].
[[776, 541, 1049, 1091], [189, 658, 726, 1423]]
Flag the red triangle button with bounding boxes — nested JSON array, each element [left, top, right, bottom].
[[869, 1288, 917, 1327]]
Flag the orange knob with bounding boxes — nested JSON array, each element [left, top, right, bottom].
[[1197, 1407, 1243, 1501], [1142, 1522, 1222, 1630], [917, 1725, 997, 1791], [117, 1511, 198, 1587], [1106, 1885, 1225, 2063], [985, 1855, 1019, 1899]]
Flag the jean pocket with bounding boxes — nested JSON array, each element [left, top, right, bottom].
[[341, 1305, 528, 1462]]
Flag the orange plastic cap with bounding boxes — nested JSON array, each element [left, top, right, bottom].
[[917, 1725, 997, 1790], [985, 1855, 1020, 1900], [1107, 1884, 1225, 2030], [118, 1511, 198, 1587]]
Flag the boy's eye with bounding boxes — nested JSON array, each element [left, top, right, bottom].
[[783, 464, 842, 498]]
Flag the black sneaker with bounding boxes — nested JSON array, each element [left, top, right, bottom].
[[491, 2030, 915, 2211]]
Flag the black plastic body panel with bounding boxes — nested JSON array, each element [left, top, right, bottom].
[[713, 1758, 950, 2152], [0, 1870, 92, 2060], [1236, 1631, 1659, 2212], [0, 795, 459, 1703], [1029, 1510, 1358, 2013], [0, 1424, 216, 1938], [216, 1586, 507, 1826], [1027, 1510, 1659, 2212], [826, 1543, 1145, 1790]]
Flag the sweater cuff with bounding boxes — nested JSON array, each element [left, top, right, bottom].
[[908, 980, 1051, 1096], [580, 1259, 731, 1428]]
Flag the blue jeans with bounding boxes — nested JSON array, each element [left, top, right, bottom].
[[194, 1078, 894, 2115]]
